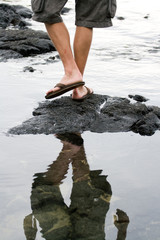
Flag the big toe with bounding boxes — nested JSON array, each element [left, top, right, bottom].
[[46, 87, 59, 95]]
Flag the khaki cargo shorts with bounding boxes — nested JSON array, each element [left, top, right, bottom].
[[31, 0, 117, 28]]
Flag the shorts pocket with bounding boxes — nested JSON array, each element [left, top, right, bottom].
[[31, 0, 45, 13], [107, 0, 117, 18]]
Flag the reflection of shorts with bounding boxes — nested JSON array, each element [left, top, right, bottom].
[[31, 0, 117, 28]]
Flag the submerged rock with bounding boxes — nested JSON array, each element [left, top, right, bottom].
[[8, 94, 160, 136]]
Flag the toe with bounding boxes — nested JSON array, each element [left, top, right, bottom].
[[46, 87, 60, 95]]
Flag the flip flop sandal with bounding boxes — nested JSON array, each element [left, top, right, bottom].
[[45, 81, 85, 99], [72, 86, 93, 102]]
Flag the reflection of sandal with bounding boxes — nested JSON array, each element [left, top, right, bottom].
[[45, 81, 85, 99], [72, 86, 93, 102]]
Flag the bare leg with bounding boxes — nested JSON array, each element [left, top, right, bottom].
[[45, 22, 83, 95], [72, 26, 93, 99]]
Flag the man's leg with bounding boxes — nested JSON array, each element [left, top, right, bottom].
[[45, 22, 83, 95], [74, 26, 93, 75], [72, 26, 93, 99]]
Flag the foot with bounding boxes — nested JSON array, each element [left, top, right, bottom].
[[46, 70, 83, 95], [72, 86, 93, 100]]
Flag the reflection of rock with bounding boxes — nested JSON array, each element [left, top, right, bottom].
[[9, 94, 160, 136], [0, 28, 56, 60], [114, 209, 129, 240]]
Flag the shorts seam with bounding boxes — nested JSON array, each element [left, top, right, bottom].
[[32, 15, 63, 24], [75, 19, 112, 28]]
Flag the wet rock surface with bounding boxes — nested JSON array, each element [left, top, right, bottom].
[[0, 28, 56, 60], [9, 94, 160, 136], [0, 4, 32, 29], [23, 66, 36, 72], [128, 94, 149, 102], [0, 3, 70, 29]]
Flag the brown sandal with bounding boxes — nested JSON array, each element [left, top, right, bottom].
[[45, 81, 85, 99]]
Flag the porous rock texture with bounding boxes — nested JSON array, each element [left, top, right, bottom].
[[0, 3, 32, 29], [0, 28, 56, 60], [8, 94, 160, 136]]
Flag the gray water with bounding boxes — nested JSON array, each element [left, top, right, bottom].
[[0, 0, 160, 239]]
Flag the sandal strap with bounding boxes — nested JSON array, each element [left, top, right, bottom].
[[54, 83, 66, 89]]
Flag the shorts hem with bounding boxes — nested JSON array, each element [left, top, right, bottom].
[[75, 19, 112, 28], [32, 15, 63, 24]]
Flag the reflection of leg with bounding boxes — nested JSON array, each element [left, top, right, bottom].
[[28, 141, 75, 240], [72, 145, 90, 182], [70, 145, 112, 239], [114, 209, 130, 240], [44, 144, 73, 185]]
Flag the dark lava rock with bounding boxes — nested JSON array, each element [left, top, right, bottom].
[[0, 28, 56, 60], [117, 16, 125, 20], [8, 94, 160, 136], [0, 4, 71, 29], [0, 3, 32, 29], [0, 49, 22, 61], [144, 14, 149, 19], [13, 5, 32, 19], [0, 3, 70, 61], [128, 94, 149, 102], [23, 66, 36, 72]]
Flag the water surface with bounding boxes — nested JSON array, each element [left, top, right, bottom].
[[0, 0, 160, 239]]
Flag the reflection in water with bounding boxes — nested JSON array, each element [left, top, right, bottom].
[[24, 133, 129, 240], [114, 209, 130, 240]]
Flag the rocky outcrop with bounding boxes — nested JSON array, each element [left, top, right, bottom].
[[0, 4, 32, 29], [8, 94, 160, 136], [0, 28, 56, 60]]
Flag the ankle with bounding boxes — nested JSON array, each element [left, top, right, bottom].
[[73, 85, 85, 93], [65, 68, 82, 79]]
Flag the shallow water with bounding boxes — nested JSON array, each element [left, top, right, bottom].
[[0, 0, 160, 239]]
